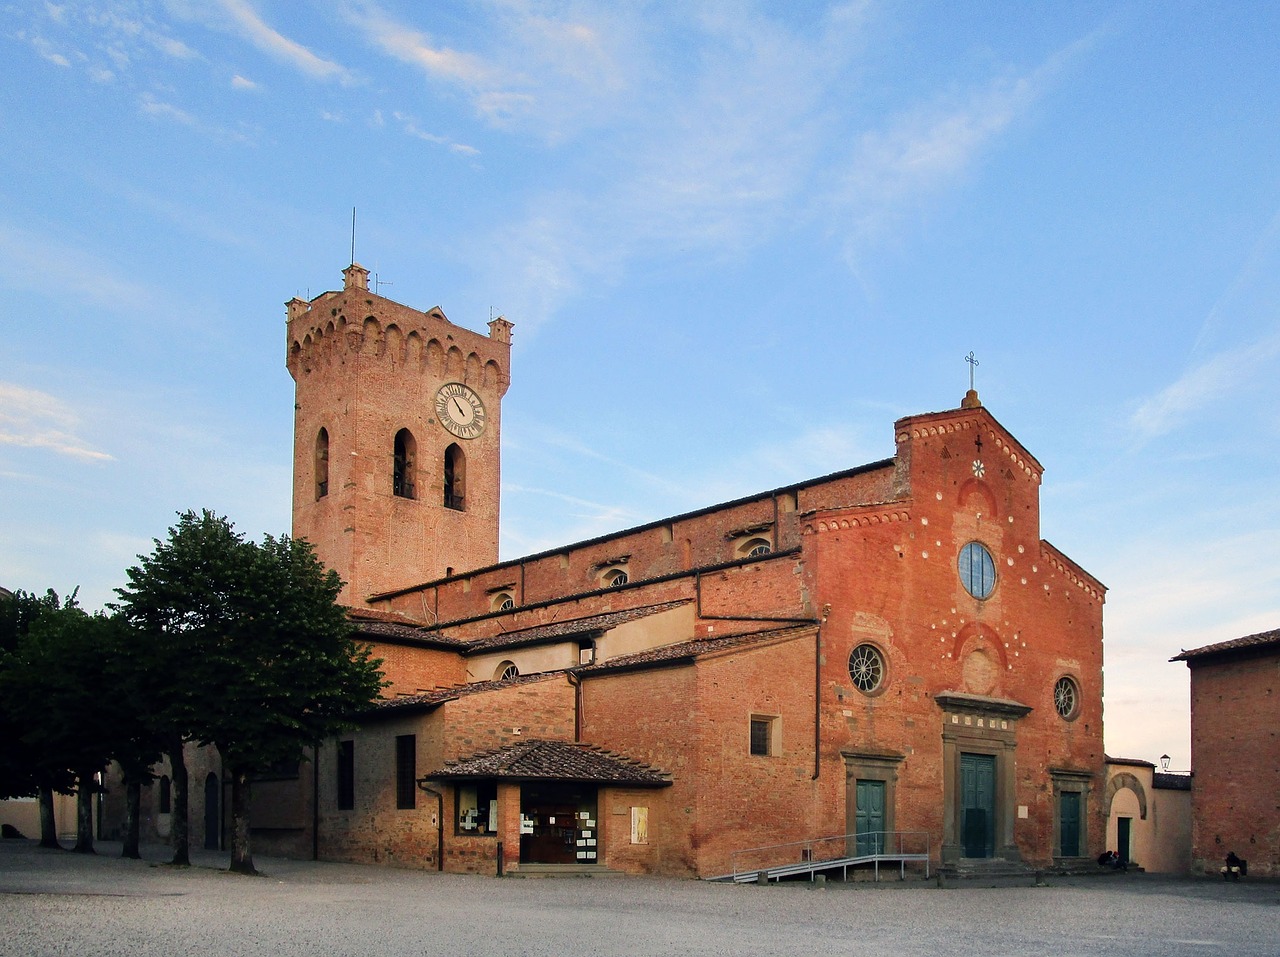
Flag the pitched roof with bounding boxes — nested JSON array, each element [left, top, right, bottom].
[[1153, 772, 1192, 791], [576, 623, 815, 675], [463, 601, 691, 653], [1170, 627, 1280, 662], [427, 739, 671, 787], [361, 670, 567, 719]]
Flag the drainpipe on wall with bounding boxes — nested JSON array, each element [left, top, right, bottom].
[[567, 672, 582, 742], [416, 780, 445, 871], [814, 604, 830, 781]]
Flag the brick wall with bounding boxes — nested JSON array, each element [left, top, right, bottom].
[[1187, 649, 1280, 877]]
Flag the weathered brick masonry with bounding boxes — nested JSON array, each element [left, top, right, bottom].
[[277, 271, 1107, 878]]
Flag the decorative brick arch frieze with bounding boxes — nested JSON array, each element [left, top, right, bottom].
[[801, 507, 910, 536], [896, 416, 1043, 485], [288, 310, 504, 384], [1041, 544, 1106, 602], [1104, 771, 1148, 821]]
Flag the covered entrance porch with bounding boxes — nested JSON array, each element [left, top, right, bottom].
[[425, 738, 671, 875]]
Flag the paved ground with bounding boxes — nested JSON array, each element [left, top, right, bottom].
[[0, 840, 1275, 957]]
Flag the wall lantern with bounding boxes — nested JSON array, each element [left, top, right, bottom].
[[1159, 754, 1171, 772]]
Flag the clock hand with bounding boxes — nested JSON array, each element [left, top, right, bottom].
[[452, 397, 466, 417]]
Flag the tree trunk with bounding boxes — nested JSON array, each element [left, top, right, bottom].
[[72, 771, 95, 854], [36, 784, 59, 849], [228, 770, 255, 875], [122, 780, 141, 859], [169, 743, 190, 866]]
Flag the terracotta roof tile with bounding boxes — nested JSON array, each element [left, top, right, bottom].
[[578, 624, 815, 674], [428, 739, 671, 786], [365, 671, 566, 715], [1171, 627, 1280, 662], [464, 601, 691, 652]]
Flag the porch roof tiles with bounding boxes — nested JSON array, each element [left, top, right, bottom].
[[427, 739, 672, 787]]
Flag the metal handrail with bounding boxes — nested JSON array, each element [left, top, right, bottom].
[[728, 830, 932, 883]]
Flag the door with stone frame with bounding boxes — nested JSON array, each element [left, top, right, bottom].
[[960, 752, 996, 858]]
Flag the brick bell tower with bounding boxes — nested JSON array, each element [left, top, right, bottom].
[[286, 263, 512, 608]]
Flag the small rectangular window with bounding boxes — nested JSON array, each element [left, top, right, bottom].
[[750, 716, 775, 756], [395, 735, 416, 810], [337, 740, 355, 811]]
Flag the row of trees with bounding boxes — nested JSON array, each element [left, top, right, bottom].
[[0, 510, 384, 873]]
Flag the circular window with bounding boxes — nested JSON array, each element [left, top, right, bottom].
[[958, 542, 996, 600], [603, 569, 628, 587], [848, 644, 885, 694], [741, 537, 772, 558], [1054, 676, 1080, 720]]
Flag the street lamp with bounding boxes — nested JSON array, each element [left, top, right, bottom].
[[1160, 754, 1171, 772]]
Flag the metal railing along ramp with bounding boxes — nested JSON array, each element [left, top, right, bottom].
[[709, 831, 931, 884]]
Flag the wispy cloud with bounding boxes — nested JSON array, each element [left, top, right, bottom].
[[23, 33, 73, 67], [138, 92, 252, 143], [214, 0, 352, 83], [344, 0, 630, 134], [1130, 334, 1280, 437], [350, 2, 501, 88], [0, 383, 113, 462], [390, 112, 478, 156], [0, 222, 159, 313], [230, 73, 256, 90], [831, 33, 1094, 260]]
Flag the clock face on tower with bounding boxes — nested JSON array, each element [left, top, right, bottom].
[[435, 383, 486, 439]]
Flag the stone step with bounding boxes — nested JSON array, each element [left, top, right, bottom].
[[509, 864, 629, 880]]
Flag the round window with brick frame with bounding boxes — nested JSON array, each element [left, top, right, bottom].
[[848, 644, 886, 694], [1054, 675, 1080, 720]]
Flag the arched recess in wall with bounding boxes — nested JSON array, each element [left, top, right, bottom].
[[1104, 772, 1148, 821], [315, 427, 330, 499], [957, 477, 998, 517], [393, 429, 416, 499], [444, 443, 466, 510]]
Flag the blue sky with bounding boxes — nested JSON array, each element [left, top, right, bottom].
[[3, 1, 1278, 770]]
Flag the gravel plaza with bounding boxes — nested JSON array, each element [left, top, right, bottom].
[[1, 841, 1275, 957]]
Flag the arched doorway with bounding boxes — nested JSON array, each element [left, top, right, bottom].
[[204, 773, 220, 850]]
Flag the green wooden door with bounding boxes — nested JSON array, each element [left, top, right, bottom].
[[1117, 816, 1131, 864], [1059, 790, 1081, 857], [960, 753, 995, 858], [855, 780, 885, 855]]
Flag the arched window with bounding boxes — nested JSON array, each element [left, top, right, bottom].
[[739, 537, 772, 558], [444, 443, 465, 510], [315, 428, 330, 499], [491, 592, 515, 612], [393, 429, 416, 499], [602, 568, 628, 588], [495, 661, 519, 681]]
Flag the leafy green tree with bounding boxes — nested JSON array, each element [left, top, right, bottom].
[[117, 510, 384, 874], [0, 589, 79, 848], [0, 597, 124, 853]]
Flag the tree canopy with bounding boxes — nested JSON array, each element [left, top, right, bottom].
[[115, 509, 384, 872]]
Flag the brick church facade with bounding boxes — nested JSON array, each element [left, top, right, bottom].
[[256, 264, 1108, 877]]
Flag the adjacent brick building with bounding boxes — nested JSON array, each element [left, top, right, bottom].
[[248, 266, 1110, 877], [1172, 628, 1280, 878]]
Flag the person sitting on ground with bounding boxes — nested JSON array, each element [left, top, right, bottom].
[[1221, 851, 1244, 881]]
